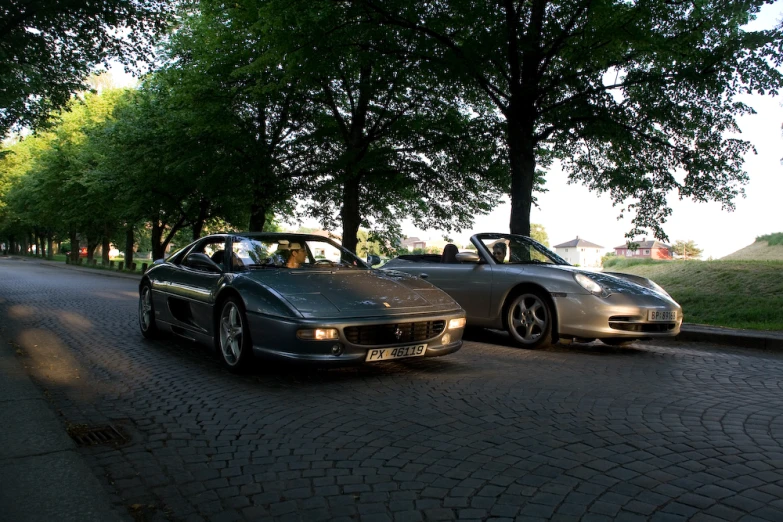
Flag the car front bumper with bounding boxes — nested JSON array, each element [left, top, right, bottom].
[[553, 292, 682, 340], [245, 310, 466, 364]]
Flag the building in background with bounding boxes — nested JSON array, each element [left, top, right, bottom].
[[613, 239, 673, 260], [553, 237, 604, 268]]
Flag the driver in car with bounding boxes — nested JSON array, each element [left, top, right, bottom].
[[286, 242, 308, 268], [492, 242, 507, 263]]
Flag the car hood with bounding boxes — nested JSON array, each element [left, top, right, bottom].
[[243, 269, 460, 318], [542, 265, 670, 298]]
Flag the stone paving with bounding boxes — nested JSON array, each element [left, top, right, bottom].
[[2, 257, 783, 522]]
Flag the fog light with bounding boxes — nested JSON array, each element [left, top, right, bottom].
[[441, 333, 451, 345], [297, 328, 339, 340], [331, 344, 343, 356], [448, 318, 466, 330]]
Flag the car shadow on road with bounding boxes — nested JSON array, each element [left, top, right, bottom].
[[463, 327, 652, 357], [157, 332, 475, 388]]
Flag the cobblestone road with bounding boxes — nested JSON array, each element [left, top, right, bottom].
[[2, 257, 783, 522]]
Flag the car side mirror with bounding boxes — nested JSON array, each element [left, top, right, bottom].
[[367, 254, 381, 267], [185, 252, 223, 273], [455, 252, 481, 263]]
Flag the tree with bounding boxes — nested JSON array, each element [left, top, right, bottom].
[[5, 90, 128, 264], [263, 0, 508, 252], [354, 0, 783, 242], [530, 223, 549, 247], [672, 240, 703, 260], [157, 0, 307, 233], [0, 0, 171, 137]]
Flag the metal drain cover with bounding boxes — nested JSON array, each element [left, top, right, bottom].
[[67, 424, 129, 447]]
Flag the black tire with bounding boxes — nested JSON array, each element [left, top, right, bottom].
[[138, 282, 159, 339], [216, 297, 254, 372], [601, 338, 636, 347], [505, 290, 553, 349]]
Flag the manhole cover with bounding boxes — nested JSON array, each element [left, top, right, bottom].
[[67, 424, 129, 447]]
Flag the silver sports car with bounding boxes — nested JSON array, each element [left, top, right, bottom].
[[382, 233, 682, 349], [139, 233, 465, 371]]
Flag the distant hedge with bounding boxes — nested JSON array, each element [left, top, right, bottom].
[[756, 233, 783, 246], [602, 257, 669, 269]]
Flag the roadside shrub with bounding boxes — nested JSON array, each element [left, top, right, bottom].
[[756, 232, 783, 246]]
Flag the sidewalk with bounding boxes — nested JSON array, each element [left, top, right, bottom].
[[0, 344, 123, 521]]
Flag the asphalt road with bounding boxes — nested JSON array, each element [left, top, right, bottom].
[[1, 257, 783, 522]]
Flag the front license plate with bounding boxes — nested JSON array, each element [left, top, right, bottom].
[[365, 344, 427, 362], [648, 310, 677, 322]]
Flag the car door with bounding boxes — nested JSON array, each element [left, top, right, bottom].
[[418, 261, 494, 320], [164, 236, 227, 334]]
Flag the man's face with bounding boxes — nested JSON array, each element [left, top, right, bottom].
[[493, 245, 506, 262], [291, 248, 307, 263]]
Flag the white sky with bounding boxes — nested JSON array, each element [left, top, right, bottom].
[[401, 4, 783, 259]]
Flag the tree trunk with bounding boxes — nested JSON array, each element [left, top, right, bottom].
[[87, 236, 100, 264], [46, 233, 53, 260], [248, 173, 267, 232], [192, 198, 210, 240], [124, 225, 135, 268], [101, 235, 110, 265], [69, 229, 79, 263], [151, 215, 186, 260], [340, 174, 362, 253], [150, 222, 164, 261], [506, 114, 536, 237]]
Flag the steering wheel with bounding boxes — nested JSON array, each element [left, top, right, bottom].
[[314, 259, 336, 266]]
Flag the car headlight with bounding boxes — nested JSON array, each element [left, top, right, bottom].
[[448, 318, 466, 330], [297, 328, 339, 340], [574, 273, 611, 298]]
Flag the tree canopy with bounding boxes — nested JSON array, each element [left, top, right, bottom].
[[353, 0, 783, 240], [2, 0, 782, 257], [0, 0, 171, 137]]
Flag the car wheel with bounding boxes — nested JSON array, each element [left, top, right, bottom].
[[217, 297, 253, 372], [506, 291, 553, 349], [601, 338, 636, 347], [139, 282, 159, 339]]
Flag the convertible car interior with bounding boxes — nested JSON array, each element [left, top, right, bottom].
[[396, 244, 465, 263]]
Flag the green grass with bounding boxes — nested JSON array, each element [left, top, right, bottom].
[[608, 259, 783, 331], [757, 232, 783, 246], [602, 257, 667, 270]]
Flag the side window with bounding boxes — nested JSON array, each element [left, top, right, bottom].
[[182, 239, 226, 270]]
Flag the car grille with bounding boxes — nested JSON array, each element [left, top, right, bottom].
[[344, 320, 446, 346], [609, 317, 677, 333]]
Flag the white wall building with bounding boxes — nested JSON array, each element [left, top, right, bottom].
[[553, 236, 604, 269]]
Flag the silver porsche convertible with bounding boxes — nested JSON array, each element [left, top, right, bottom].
[[139, 233, 465, 371], [382, 233, 682, 349]]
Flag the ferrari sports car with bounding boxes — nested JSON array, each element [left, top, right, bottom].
[[382, 233, 682, 349], [139, 233, 465, 371]]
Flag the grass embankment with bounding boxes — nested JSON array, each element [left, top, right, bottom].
[[604, 257, 783, 331]]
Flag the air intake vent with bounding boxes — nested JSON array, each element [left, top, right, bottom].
[[345, 320, 446, 345]]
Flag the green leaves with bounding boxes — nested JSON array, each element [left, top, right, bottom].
[[0, 0, 172, 137]]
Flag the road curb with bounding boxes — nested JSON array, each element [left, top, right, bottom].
[[3, 255, 143, 281], [678, 324, 783, 351]]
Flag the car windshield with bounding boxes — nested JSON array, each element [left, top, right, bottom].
[[478, 234, 569, 265], [231, 236, 369, 270]]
